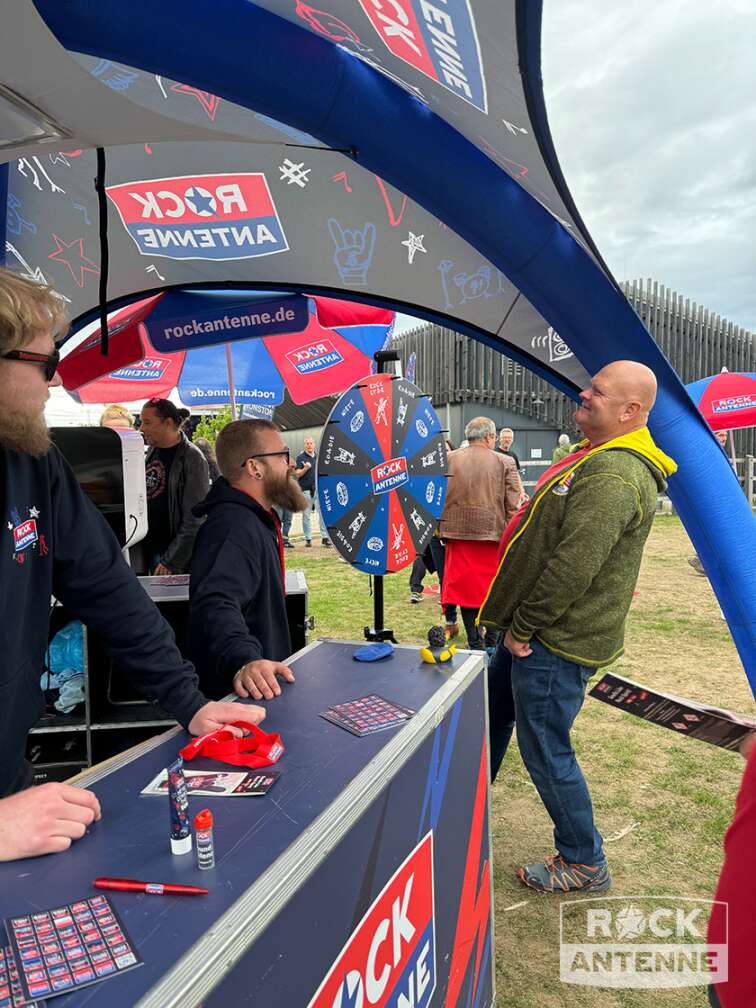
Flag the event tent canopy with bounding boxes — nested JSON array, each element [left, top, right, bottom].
[[2, 0, 755, 691]]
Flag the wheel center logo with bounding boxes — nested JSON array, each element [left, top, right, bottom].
[[371, 457, 409, 495]]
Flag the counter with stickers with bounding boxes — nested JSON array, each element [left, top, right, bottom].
[[0, 639, 494, 1008]]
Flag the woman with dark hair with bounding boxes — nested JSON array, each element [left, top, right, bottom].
[[193, 437, 220, 484], [139, 398, 209, 573]]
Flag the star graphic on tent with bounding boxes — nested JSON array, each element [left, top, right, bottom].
[[401, 231, 427, 265], [169, 83, 221, 121], [184, 187, 216, 216], [48, 234, 100, 288], [29, 506, 40, 518]]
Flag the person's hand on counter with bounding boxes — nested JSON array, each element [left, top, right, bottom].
[[233, 660, 296, 701], [0, 783, 101, 862], [188, 700, 267, 737]]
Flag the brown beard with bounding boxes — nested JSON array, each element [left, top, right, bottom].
[[267, 468, 310, 513], [0, 410, 50, 456]]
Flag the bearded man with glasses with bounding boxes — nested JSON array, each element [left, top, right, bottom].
[[188, 419, 310, 702], [0, 268, 265, 863]]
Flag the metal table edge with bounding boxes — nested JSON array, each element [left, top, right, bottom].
[[134, 649, 486, 1008]]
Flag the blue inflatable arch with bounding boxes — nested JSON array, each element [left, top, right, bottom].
[[24, 0, 756, 691]]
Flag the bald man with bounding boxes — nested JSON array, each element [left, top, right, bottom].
[[480, 360, 677, 894]]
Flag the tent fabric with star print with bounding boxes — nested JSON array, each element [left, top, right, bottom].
[[1, 0, 756, 692]]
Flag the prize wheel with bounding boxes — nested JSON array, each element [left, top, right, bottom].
[[317, 373, 448, 575]]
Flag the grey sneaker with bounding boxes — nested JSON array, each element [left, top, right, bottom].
[[518, 854, 611, 894], [410, 592, 422, 604], [688, 555, 706, 576]]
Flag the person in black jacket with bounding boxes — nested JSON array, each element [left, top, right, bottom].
[[188, 419, 310, 702], [139, 398, 209, 574], [0, 268, 264, 863]]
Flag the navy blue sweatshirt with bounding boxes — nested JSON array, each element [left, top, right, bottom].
[[188, 479, 291, 700], [1, 445, 208, 797]]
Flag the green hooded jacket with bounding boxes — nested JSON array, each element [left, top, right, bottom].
[[478, 427, 677, 667]]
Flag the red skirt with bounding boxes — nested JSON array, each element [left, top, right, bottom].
[[441, 539, 500, 609]]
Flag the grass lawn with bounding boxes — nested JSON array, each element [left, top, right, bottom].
[[286, 517, 753, 1007]]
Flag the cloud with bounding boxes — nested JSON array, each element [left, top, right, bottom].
[[543, 1, 756, 331]]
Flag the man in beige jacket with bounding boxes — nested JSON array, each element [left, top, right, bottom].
[[439, 417, 522, 647]]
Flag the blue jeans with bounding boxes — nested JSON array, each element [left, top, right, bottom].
[[487, 637, 515, 782], [511, 638, 604, 866], [273, 506, 292, 541], [301, 492, 315, 542]]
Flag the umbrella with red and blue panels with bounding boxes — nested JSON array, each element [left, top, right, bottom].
[[686, 369, 756, 432], [59, 288, 395, 411]]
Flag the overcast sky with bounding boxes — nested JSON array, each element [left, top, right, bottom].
[[542, 0, 756, 332]]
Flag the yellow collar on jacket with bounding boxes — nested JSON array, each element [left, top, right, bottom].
[[479, 426, 677, 612], [571, 426, 677, 479]]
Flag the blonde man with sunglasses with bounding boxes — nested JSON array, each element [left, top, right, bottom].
[[0, 269, 263, 863]]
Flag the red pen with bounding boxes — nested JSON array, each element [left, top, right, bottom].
[[94, 877, 208, 896]]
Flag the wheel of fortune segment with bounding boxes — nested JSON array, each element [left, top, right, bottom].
[[317, 373, 448, 576]]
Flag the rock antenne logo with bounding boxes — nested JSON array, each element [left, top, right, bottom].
[[8, 505, 46, 564], [358, 0, 487, 112], [371, 457, 409, 495], [106, 173, 288, 261], [111, 357, 169, 381], [306, 832, 435, 1008], [286, 339, 344, 375], [712, 394, 756, 414]]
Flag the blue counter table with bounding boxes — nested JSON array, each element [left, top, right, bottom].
[[1, 640, 494, 1008]]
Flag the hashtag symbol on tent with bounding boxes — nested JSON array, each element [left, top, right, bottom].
[[279, 158, 311, 188]]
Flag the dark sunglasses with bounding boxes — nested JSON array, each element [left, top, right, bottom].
[[2, 348, 60, 382], [241, 449, 291, 468]]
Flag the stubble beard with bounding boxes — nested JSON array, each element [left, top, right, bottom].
[[268, 469, 310, 513], [0, 408, 51, 456]]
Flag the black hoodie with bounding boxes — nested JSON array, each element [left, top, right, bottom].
[[0, 445, 208, 798], [188, 479, 291, 700]]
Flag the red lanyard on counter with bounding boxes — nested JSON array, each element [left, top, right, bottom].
[[180, 722, 284, 768]]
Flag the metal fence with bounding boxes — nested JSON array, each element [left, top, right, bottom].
[[393, 279, 756, 451]]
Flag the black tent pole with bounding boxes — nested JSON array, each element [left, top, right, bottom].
[[363, 349, 400, 645]]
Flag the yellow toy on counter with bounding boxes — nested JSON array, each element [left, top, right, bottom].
[[420, 625, 457, 664]]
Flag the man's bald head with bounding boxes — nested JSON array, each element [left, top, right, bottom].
[[599, 360, 657, 412], [575, 360, 657, 446]]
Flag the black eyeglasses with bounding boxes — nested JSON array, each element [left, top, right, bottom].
[[241, 449, 290, 468], [1, 348, 60, 382]]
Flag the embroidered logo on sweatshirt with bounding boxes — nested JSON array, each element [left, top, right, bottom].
[[7, 505, 47, 564], [552, 471, 576, 496]]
